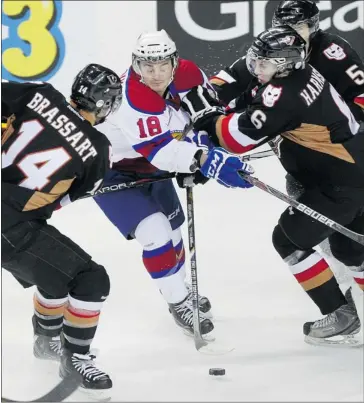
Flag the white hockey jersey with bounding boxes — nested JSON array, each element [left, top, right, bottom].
[[98, 59, 212, 175]]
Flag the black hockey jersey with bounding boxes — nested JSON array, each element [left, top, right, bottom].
[[211, 30, 364, 121], [1, 81, 111, 229], [208, 65, 364, 188]]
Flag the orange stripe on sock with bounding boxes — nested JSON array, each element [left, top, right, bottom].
[[300, 268, 334, 291], [33, 295, 66, 316]]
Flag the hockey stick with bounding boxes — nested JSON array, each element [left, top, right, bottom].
[[77, 150, 272, 201], [186, 186, 208, 351], [241, 149, 275, 161], [2, 377, 80, 402], [239, 172, 364, 246], [79, 173, 176, 200], [186, 186, 234, 355]]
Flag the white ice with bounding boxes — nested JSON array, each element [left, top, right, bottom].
[[2, 156, 363, 401]]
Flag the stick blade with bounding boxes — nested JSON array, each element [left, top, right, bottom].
[[197, 342, 235, 356]]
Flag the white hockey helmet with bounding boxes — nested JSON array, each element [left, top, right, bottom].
[[132, 30, 179, 78]]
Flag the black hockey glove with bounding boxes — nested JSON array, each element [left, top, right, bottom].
[[176, 170, 210, 188], [182, 85, 225, 133]]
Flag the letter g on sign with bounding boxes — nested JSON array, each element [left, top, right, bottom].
[[174, 0, 250, 41]]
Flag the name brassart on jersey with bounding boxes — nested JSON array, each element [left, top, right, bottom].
[[300, 68, 326, 107], [26, 92, 98, 162]]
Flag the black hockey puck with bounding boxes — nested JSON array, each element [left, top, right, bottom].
[[209, 368, 226, 376]]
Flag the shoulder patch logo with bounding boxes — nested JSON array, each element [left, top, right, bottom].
[[323, 43, 346, 61], [262, 84, 283, 108]]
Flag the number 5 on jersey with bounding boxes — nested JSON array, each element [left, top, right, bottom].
[[137, 116, 162, 138]]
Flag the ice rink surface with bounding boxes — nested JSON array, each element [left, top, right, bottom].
[[2, 156, 363, 402]]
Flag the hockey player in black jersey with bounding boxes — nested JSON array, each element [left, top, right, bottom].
[[2, 64, 122, 395], [182, 25, 364, 346], [211, 0, 364, 197], [211, 0, 364, 121]]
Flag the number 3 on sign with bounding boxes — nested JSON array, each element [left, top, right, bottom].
[[137, 117, 162, 138], [2, 0, 65, 82]]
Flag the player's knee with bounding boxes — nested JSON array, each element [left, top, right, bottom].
[[135, 212, 172, 249], [69, 262, 110, 302], [272, 225, 295, 259], [272, 225, 314, 264], [285, 174, 304, 199]]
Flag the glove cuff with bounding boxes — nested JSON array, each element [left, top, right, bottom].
[[190, 149, 204, 172]]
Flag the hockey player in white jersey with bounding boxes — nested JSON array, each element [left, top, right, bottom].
[[96, 30, 253, 337]]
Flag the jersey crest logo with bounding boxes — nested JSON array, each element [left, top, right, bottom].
[[323, 43, 346, 61], [262, 84, 283, 108]]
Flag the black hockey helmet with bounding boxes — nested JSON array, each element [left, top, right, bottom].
[[71, 64, 123, 125], [272, 0, 320, 41], [246, 25, 306, 80]]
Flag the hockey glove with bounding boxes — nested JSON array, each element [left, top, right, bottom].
[[200, 147, 254, 189], [176, 171, 210, 188], [182, 85, 225, 133], [184, 129, 214, 151]]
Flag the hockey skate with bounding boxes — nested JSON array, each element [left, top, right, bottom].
[[185, 282, 212, 317], [32, 315, 63, 361], [169, 295, 214, 339], [60, 348, 112, 401], [303, 288, 362, 347]]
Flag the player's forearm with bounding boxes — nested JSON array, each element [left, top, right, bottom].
[[147, 140, 205, 174]]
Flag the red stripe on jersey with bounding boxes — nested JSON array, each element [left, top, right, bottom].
[[294, 259, 329, 283], [354, 96, 364, 108], [219, 114, 255, 154]]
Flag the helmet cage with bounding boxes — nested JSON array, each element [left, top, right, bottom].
[[93, 90, 123, 124], [246, 47, 304, 79]]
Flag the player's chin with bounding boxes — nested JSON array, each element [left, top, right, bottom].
[[151, 83, 167, 92], [258, 76, 269, 84]]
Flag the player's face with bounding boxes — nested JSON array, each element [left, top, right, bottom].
[[247, 53, 278, 84], [139, 60, 173, 94]]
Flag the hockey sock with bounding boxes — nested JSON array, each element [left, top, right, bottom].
[[287, 251, 347, 314], [142, 240, 187, 304], [350, 266, 364, 291], [62, 295, 102, 354], [173, 238, 187, 282], [33, 288, 67, 337]]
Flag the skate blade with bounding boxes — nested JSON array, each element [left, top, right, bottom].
[[79, 386, 112, 402], [304, 333, 363, 348]]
